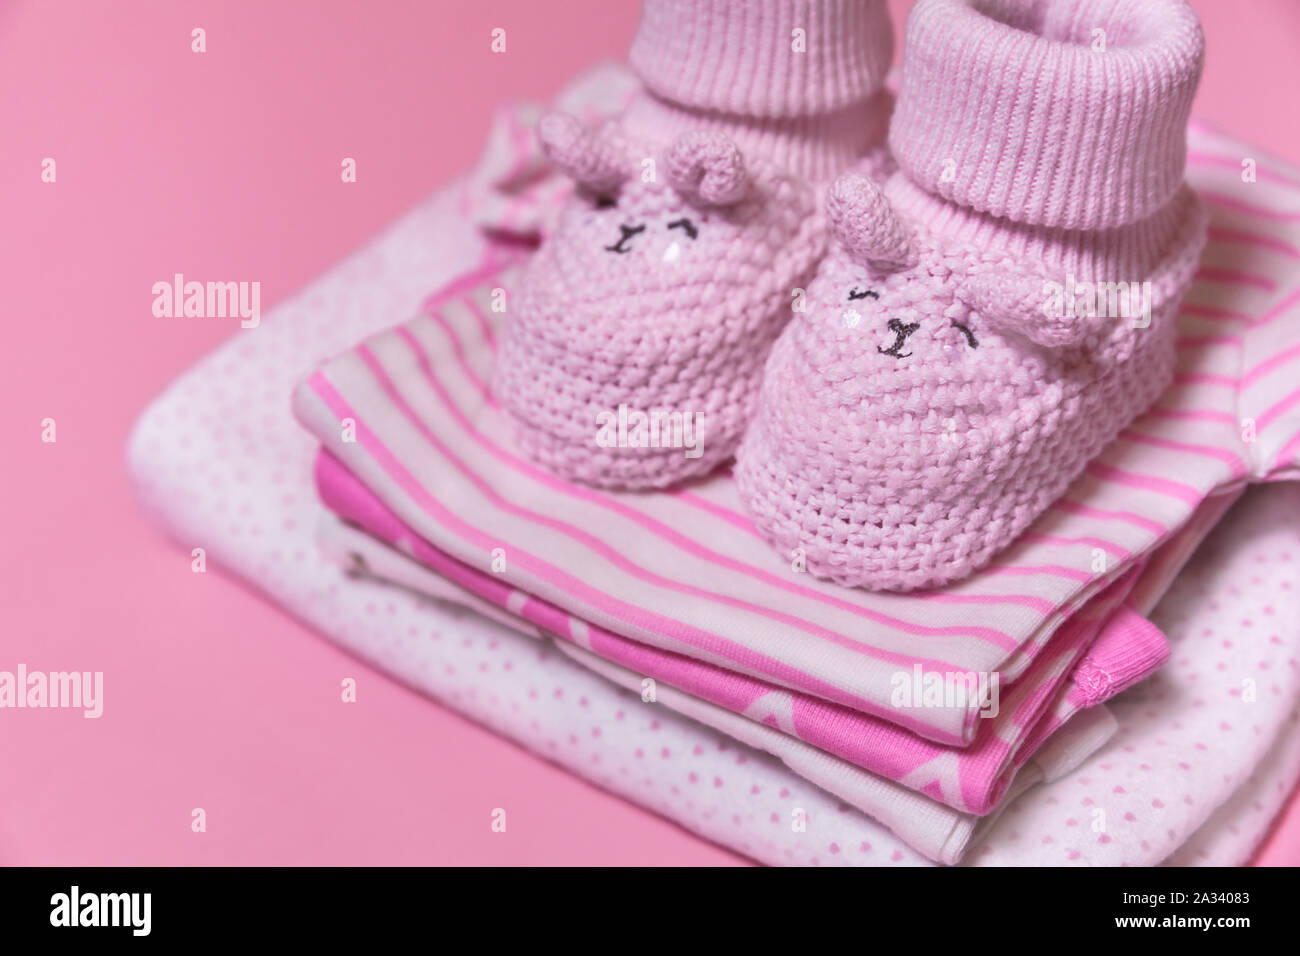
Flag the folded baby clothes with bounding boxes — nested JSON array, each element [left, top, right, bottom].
[[317, 500, 1123, 864], [493, 0, 896, 489], [297, 263, 1134, 745], [314, 482, 1300, 868], [976, 481, 1300, 866], [127, 63, 1300, 866], [128, 251, 1300, 867], [312, 443, 1165, 826], [293, 183, 1300, 779], [292, 71, 1300, 848], [299, 91, 1300, 758]]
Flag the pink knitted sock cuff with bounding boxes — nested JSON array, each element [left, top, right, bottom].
[[883, 172, 1203, 280], [890, 0, 1205, 230], [629, 0, 894, 119], [621, 89, 893, 182]]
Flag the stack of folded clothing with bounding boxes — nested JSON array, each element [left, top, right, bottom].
[[283, 0, 1300, 864], [131, 0, 1300, 865]]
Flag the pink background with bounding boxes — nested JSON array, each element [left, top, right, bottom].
[[3, 0, 1299, 865]]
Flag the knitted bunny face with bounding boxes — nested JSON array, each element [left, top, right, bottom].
[[736, 171, 1193, 591], [548, 116, 752, 271], [802, 248, 994, 391], [546, 176, 767, 327], [493, 112, 825, 490], [783, 174, 1144, 421], [522, 115, 819, 355]]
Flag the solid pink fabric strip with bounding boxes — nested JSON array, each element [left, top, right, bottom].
[[1071, 605, 1172, 706]]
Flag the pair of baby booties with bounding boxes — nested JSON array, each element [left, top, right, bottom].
[[492, 0, 1209, 592]]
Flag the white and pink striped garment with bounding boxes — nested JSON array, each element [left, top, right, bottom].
[[304, 477, 1300, 867], [317, 506, 1125, 864], [292, 107, 1300, 822], [312, 444, 1166, 825], [313, 451, 1243, 862]]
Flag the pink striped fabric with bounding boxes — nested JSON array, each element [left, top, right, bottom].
[[316, 496, 1133, 864], [313, 444, 1157, 818], [292, 102, 1300, 837]]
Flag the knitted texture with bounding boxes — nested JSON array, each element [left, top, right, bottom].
[[889, 0, 1205, 229], [735, 0, 1209, 591], [625, 0, 895, 181], [494, 125, 825, 488], [629, 0, 894, 118], [494, 0, 894, 489]]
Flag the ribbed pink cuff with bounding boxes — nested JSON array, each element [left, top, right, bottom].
[[622, 89, 892, 182], [884, 174, 1200, 279], [890, 0, 1204, 230], [629, 0, 894, 119]]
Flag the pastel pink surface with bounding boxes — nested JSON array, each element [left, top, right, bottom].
[[2, 0, 1298, 865]]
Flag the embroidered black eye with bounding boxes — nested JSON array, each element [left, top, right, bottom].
[[848, 287, 879, 301], [951, 320, 979, 349], [877, 318, 920, 359], [594, 195, 617, 209], [604, 223, 646, 254], [667, 218, 698, 240]]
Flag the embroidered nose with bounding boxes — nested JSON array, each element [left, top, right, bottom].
[[877, 318, 920, 359], [604, 223, 645, 254]]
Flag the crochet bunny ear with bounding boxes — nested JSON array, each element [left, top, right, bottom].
[[827, 173, 917, 272], [537, 112, 630, 192], [665, 131, 749, 206], [961, 271, 1108, 349]]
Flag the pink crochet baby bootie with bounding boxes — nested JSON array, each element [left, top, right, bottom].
[[493, 0, 894, 490], [736, 0, 1208, 591]]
